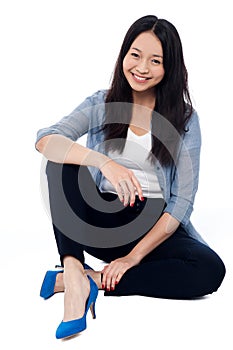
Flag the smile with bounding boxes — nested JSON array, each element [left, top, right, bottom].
[[131, 73, 151, 83]]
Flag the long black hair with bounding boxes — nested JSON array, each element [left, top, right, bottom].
[[103, 15, 193, 166]]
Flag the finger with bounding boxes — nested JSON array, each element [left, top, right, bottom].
[[131, 175, 143, 200], [111, 268, 127, 289], [119, 181, 130, 206], [104, 264, 119, 291], [102, 265, 114, 291], [108, 270, 122, 291], [115, 183, 124, 203], [105, 270, 113, 292], [125, 179, 136, 206], [101, 265, 109, 273], [109, 268, 119, 291], [115, 271, 124, 285], [101, 266, 109, 289]]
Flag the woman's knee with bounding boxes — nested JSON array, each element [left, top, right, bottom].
[[198, 247, 226, 295], [210, 251, 226, 292]]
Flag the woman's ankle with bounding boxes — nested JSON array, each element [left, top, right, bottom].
[[85, 270, 102, 289], [63, 256, 84, 271]]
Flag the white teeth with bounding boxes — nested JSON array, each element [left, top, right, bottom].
[[134, 74, 147, 81]]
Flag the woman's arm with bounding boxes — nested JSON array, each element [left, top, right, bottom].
[[36, 134, 108, 168], [128, 212, 179, 261], [36, 134, 143, 206], [101, 212, 179, 290], [164, 111, 202, 225]]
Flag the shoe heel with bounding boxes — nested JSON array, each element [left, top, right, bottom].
[[40, 269, 63, 299], [90, 302, 96, 319]]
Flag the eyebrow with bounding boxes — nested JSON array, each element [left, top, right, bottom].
[[131, 47, 163, 58]]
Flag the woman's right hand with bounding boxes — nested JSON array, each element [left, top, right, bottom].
[[99, 159, 143, 206]]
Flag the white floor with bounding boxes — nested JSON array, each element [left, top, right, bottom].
[[1, 206, 232, 350]]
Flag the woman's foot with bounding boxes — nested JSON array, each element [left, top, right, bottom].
[[85, 269, 102, 290], [62, 257, 91, 322], [55, 273, 99, 339]]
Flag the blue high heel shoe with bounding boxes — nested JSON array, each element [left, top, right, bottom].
[[40, 269, 63, 299], [40, 263, 93, 300], [55, 275, 98, 339]]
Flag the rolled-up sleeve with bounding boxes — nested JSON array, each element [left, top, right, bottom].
[[164, 111, 202, 225], [35, 90, 106, 144]]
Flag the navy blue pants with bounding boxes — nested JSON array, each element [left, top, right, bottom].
[[46, 161, 226, 299]]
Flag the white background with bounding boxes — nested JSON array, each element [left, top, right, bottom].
[[0, 0, 232, 349]]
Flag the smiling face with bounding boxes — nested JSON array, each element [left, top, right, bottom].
[[123, 31, 165, 98]]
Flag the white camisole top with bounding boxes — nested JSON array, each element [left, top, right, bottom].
[[100, 127, 163, 198]]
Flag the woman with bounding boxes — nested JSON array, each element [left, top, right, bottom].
[[36, 15, 225, 339]]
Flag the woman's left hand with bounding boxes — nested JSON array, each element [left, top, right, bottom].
[[101, 254, 140, 291]]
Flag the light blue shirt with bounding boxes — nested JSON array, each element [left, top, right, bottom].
[[36, 89, 207, 245]]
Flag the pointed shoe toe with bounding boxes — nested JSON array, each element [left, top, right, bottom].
[[55, 276, 98, 339], [56, 318, 87, 339]]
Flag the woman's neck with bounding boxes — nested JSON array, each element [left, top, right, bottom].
[[132, 90, 156, 110], [130, 101, 154, 135]]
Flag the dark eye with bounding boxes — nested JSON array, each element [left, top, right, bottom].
[[131, 52, 139, 58], [152, 58, 161, 64], [152, 59, 161, 65]]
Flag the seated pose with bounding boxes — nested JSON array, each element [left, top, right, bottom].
[[35, 15, 226, 339]]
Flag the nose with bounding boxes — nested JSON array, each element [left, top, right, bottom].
[[136, 60, 149, 74]]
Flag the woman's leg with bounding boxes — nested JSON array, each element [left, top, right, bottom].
[[45, 160, 152, 291], [99, 227, 226, 299], [46, 161, 225, 300], [45, 161, 102, 323], [62, 257, 90, 322], [46, 161, 88, 266], [46, 160, 140, 263]]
